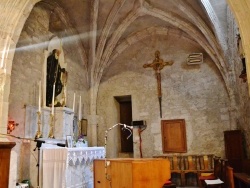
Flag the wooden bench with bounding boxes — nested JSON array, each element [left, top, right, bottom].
[[154, 154, 215, 187]]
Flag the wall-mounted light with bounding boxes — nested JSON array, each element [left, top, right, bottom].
[[187, 53, 203, 65], [7, 120, 18, 134]]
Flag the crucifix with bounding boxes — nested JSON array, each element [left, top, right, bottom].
[[143, 50, 174, 118]]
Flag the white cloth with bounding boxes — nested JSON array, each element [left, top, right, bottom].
[[42, 148, 68, 188], [205, 178, 224, 185], [66, 147, 105, 188], [41, 147, 105, 188]]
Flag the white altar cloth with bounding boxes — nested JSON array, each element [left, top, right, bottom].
[[42, 147, 105, 188]]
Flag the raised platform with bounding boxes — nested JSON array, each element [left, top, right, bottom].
[[94, 158, 171, 188]]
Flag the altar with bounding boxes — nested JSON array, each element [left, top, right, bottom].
[[41, 146, 105, 188], [24, 104, 104, 188]]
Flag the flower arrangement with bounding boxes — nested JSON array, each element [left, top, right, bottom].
[[77, 134, 86, 143]]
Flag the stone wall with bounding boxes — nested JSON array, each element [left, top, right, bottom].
[[8, 5, 88, 187], [226, 7, 250, 158], [3, 1, 250, 187], [97, 33, 231, 158]]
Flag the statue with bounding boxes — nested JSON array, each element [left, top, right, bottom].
[[46, 49, 67, 107]]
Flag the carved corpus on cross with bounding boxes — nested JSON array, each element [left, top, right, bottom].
[[143, 50, 173, 118]]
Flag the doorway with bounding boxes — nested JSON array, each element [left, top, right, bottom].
[[114, 95, 133, 153]]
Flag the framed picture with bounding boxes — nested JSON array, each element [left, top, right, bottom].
[[161, 119, 187, 153], [66, 135, 73, 148], [81, 119, 88, 136]]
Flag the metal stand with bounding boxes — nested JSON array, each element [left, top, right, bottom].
[[34, 140, 45, 188]]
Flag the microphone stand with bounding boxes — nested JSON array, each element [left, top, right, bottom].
[[0, 133, 65, 188], [34, 140, 45, 188]]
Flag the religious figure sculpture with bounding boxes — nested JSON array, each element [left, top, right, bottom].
[[46, 49, 66, 107], [143, 50, 173, 118]]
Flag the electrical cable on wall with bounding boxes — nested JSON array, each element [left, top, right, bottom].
[[138, 125, 147, 158], [0, 133, 66, 188], [0, 133, 38, 162]]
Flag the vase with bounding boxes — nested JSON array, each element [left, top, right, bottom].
[[76, 139, 88, 147]]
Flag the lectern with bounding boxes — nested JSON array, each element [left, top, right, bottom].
[[94, 158, 170, 188], [0, 142, 16, 187]]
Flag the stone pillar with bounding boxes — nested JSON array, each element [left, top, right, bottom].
[[88, 83, 99, 146], [87, 114, 99, 146]]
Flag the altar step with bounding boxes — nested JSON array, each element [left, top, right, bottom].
[[118, 152, 133, 158]]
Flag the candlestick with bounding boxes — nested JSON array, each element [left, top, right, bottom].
[[38, 81, 41, 112], [73, 92, 75, 112], [78, 96, 81, 121], [64, 86, 67, 106], [52, 84, 55, 115], [35, 111, 42, 139], [48, 114, 55, 139]]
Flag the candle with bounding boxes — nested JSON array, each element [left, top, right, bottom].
[[38, 81, 41, 112], [52, 84, 55, 115], [72, 92, 75, 112], [78, 96, 81, 120]]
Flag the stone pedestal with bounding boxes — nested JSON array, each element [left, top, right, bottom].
[[25, 105, 74, 140]]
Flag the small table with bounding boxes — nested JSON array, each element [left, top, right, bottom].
[[234, 173, 250, 188]]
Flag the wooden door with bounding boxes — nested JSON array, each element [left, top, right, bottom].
[[120, 101, 133, 152], [161, 119, 187, 153]]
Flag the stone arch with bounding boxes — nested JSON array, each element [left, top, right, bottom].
[[0, 0, 88, 134], [0, 0, 40, 134], [1, 0, 248, 133], [105, 26, 231, 97], [94, 3, 228, 86], [91, 1, 231, 126], [103, 27, 237, 129]]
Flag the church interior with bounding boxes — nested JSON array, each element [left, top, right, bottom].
[[1, 0, 250, 187]]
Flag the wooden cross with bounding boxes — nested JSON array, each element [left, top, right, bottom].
[[143, 50, 173, 118]]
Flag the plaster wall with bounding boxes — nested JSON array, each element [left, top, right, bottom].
[[97, 33, 231, 158]]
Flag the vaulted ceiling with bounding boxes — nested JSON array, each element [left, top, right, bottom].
[[37, 0, 229, 86]]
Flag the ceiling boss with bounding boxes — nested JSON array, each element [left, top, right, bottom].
[[143, 50, 174, 118]]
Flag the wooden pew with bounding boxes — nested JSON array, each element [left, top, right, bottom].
[[242, 159, 250, 174], [154, 154, 215, 187], [233, 159, 250, 188]]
